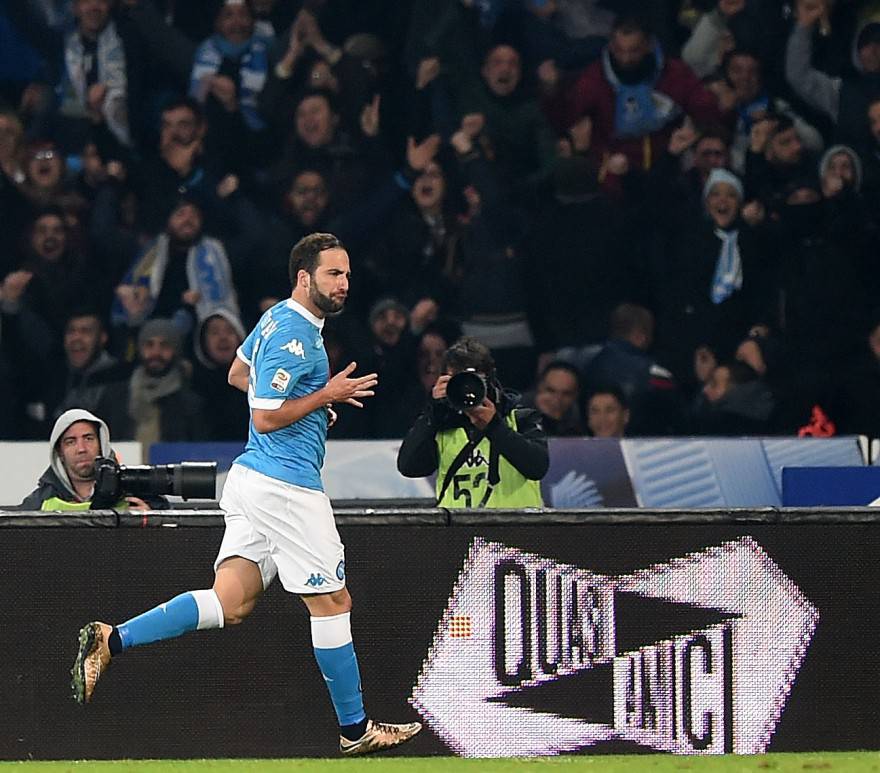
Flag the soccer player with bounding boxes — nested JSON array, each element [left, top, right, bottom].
[[70, 233, 422, 755]]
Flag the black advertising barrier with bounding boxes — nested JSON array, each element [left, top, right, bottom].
[[0, 509, 878, 759]]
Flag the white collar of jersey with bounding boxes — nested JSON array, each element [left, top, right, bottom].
[[287, 298, 325, 330]]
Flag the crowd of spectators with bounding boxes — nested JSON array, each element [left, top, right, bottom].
[[1, 0, 879, 443]]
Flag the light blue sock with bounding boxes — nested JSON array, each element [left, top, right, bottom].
[[116, 590, 224, 650], [311, 613, 367, 728]]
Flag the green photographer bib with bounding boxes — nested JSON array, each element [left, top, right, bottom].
[[435, 411, 543, 509], [41, 497, 130, 511]]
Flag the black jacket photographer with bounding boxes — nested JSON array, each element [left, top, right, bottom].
[[17, 408, 168, 511], [397, 337, 548, 508]]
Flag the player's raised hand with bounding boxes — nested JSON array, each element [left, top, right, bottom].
[[324, 362, 379, 408]]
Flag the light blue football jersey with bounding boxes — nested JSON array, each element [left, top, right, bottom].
[[234, 299, 329, 491]]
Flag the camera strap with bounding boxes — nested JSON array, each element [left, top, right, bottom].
[[437, 428, 501, 509]]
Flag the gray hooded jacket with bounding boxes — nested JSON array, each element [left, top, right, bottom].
[[18, 409, 113, 510]]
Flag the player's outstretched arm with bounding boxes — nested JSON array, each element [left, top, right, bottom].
[[251, 363, 378, 434]]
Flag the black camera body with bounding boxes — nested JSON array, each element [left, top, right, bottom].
[[446, 368, 488, 413], [91, 456, 217, 508]]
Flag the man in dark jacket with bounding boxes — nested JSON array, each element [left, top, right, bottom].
[[18, 408, 156, 511], [51, 309, 131, 435], [583, 303, 684, 435], [786, 7, 880, 150], [397, 336, 548, 508], [543, 14, 723, 175], [124, 318, 208, 444]]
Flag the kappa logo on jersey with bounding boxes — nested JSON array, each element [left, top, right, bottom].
[[270, 368, 291, 392], [281, 338, 306, 358], [466, 448, 489, 468]]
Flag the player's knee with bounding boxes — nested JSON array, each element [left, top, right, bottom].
[[330, 587, 352, 613], [222, 599, 255, 626]]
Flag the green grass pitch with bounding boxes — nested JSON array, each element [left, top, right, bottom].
[[1, 754, 879, 772]]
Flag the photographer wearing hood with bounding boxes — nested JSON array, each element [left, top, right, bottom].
[[18, 408, 163, 511], [397, 337, 548, 509]]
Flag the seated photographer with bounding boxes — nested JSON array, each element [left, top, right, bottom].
[[18, 409, 167, 512], [397, 337, 549, 508]]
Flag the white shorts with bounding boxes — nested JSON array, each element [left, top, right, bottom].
[[214, 463, 346, 595]]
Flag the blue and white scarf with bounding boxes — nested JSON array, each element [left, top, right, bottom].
[[112, 233, 241, 329], [710, 228, 742, 304], [60, 22, 129, 145], [601, 43, 680, 139], [189, 33, 270, 131]]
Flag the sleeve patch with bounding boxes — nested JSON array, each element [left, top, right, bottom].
[[270, 368, 291, 392]]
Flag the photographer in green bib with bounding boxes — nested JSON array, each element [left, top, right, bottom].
[[397, 337, 548, 508]]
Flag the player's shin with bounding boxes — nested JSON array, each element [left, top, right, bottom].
[[310, 611, 367, 739], [113, 589, 224, 652]]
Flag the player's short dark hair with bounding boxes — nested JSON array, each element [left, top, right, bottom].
[[288, 232, 345, 286], [443, 336, 495, 378]]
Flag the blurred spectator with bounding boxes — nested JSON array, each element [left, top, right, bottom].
[[775, 176, 867, 411], [582, 303, 683, 435], [366, 150, 460, 314], [414, 324, 456, 399], [15, 206, 98, 338], [862, 96, 880, 214], [258, 133, 444, 316], [542, 14, 724, 177], [17, 139, 89, 224], [819, 143, 862, 198], [9, 0, 147, 149], [130, 96, 228, 234], [453, 42, 558, 199], [585, 384, 629, 438], [261, 9, 390, 139], [653, 168, 777, 384], [0, 109, 29, 254], [681, 0, 745, 79], [744, 112, 818, 211], [522, 0, 614, 72], [126, 317, 208, 444], [834, 315, 880, 438], [270, 88, 388, 212], [447, 128, 537, 390], [51, 309, 132, 437], [189, 0, 271, 140], [786, 4, 880, 149], [717, 49, 823, 174], [520, 360, 584, 437], [527, 155, 637, 356], [0, 108, 24, 183], [691, 359, 774, 435], [110, 196, 240, 345], [191, 306, 248, 441], [354, 296, 423, 438]]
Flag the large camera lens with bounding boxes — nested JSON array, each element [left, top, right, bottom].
[[446, 369, 487, 413], [172, 462, 217, 499], [119, 462, 217, 500]]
